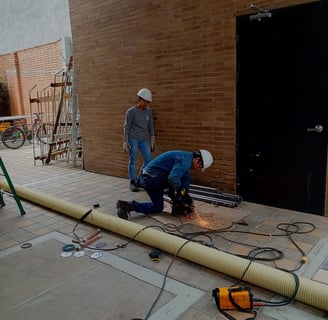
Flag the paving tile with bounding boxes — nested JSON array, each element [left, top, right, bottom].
[[177, 306, 216, 320], [0, 238, 19, 250], [23, 222, 45, 232], [14, 219, 35, 228], [31, 226, 53, 236], [321, 257, 328, 271], [0, 145, 328, 319], [312, 269, 328, 285]]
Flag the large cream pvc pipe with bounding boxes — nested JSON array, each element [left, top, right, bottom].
[[2, 180, 328, 312]]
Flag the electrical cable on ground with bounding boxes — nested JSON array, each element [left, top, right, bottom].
[[142, 239, 191, 320], [71, 209, 167, 252], [70, 211, 314, 320], [140, 216, 314, 319], [155, 218, 314, 272]]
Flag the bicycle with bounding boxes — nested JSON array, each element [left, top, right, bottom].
[[1, 113, 44, 149], [36, 121, 54, 145]]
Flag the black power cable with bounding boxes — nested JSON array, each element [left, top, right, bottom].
[[139, 217, 315, 318], [72, 212, 314, 319], [253, 271, 300, 307], [142, 240, 191, 320]]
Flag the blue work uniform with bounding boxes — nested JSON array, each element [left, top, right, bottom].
[[131, 150, 192, 214]]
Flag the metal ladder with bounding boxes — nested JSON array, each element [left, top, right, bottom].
[[29, 56, 82, 166]]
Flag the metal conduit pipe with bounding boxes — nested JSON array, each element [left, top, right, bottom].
[[2, 181, 328, 312], [189, 192, 235, 206]]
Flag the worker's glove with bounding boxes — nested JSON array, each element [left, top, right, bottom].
[[173, 187, 187, 204], [150, 136, 156, 152], [165, 186, 175, 200], [168, 187, 193, 205], [171, 188, 194, 216], [184, 192, 193, 206], [122, 136, 131, 153]]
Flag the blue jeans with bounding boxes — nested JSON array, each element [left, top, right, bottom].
[[132, 174, 168, 214], [128, 138, 152, 182]]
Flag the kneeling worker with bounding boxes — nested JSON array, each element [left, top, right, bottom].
[[116, 149, 213, 220]]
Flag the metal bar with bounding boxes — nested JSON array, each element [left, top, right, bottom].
[[189, 184, 242, 207], [189, 188, 239, 201], [0, 157, 25, 215], [0, 115, 29, 121], [164, 191, 241, 208], [189, 192, 238, 207], [190, 184, 218, 192]]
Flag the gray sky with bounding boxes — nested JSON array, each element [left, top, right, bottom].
[[0, 0, 71, 54]]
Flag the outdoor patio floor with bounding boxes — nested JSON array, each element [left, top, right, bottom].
[[0, 144, 328, 320]]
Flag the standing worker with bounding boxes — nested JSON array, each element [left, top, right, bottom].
[[123, 88, 156, 192], [116, 149, 213, 220]]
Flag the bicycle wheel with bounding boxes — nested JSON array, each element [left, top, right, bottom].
[[2, 126, 26, 149], [36, 123, 53, 144]]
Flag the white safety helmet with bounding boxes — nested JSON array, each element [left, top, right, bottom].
[[199, 149, 213, 171], [137, 88, 152, 102]]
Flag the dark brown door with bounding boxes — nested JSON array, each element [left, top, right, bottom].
[[236, 1, 328, 215]]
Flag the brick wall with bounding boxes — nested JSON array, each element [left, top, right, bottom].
[[0, 40, 64, 117], [69, 0, 312, 193]]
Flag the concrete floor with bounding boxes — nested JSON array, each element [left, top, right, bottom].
[[0, 144, 328, 320]]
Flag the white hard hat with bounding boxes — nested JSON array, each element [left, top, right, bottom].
[[199, 149, 213, 171], [137, 88, 152, 102]]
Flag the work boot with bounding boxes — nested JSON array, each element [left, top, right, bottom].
[[130, 180, 139, 192], [116, 200, 132, 220]]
